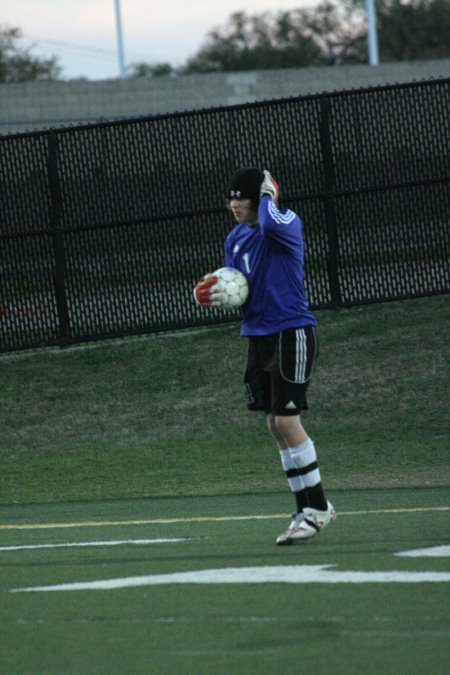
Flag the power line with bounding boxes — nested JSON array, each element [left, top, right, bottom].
[[17, 34, 146, 61]]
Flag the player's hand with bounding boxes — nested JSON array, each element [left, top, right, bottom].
[[193, 274, 220, 308], [260, 169, 279, 202]]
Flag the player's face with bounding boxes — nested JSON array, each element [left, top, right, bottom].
[[229, 198, 258, 226]]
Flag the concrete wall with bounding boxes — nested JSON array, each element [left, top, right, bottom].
[[0, 59, 449, 136]]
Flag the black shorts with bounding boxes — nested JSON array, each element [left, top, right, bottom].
[[244, 326, 318, 416]]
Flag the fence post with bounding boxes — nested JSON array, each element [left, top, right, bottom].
[[47, 133, 70, 347], [319, 97, 342, 308]]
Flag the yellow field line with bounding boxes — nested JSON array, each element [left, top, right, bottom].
[[0, 506, 448, 530]]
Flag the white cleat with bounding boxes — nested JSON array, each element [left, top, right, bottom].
[[276, 501, 336, 545], [276, 512, 305, 546]]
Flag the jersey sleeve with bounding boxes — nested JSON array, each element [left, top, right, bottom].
[[258, 196, 303, 252]]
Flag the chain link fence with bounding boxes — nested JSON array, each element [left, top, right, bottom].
[[1, 79, 449, 352]]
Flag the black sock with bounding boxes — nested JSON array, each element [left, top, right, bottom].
[[294, 488, 309, 513], [307, 483, 328, 511]]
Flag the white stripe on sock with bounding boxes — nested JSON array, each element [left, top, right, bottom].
[[290, 438, 322, 488], [280, 449, 304, 493]]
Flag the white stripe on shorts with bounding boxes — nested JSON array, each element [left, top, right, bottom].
[[295, 329, 307, 383]]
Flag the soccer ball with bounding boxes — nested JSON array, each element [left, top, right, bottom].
[[212, 267, 249, 309]]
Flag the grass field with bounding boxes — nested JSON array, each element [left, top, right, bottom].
[[1, 296, 449, 503], [1, 295, 449, 673], [1, 489, 449, 674]]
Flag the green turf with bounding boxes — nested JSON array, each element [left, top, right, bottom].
[[0, 488, 449, 674], [1, 295, 449, 504], [1, 296, 449, 673]]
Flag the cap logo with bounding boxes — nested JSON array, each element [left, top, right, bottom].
[[230, 190, 241, 197]]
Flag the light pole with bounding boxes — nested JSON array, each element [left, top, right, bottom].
[[114, 0, 126, 78], [365, 0, 380, 66]]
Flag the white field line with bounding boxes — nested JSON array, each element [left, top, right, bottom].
[[11, 565, 450, 592], [395, 545, 450, 557], [0, 505, 448, 531], [0, 538, 189, 552]]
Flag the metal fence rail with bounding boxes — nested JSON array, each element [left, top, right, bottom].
[[1, 79, 449, 352]]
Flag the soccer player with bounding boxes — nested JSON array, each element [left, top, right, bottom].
[[194, 167, 336, 544]]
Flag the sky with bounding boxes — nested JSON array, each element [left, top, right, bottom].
[[2, 0, 318, 81]]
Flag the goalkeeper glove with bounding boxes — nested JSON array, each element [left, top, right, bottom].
[[260, 169, 280, 202], [193, 274, 221, 308]]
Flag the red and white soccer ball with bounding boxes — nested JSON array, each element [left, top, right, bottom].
[[212, 267, 249, 309]]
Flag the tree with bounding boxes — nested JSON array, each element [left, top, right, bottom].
[[182, 11, 326, 73], [301, 0, 368, 65], [127, 62, 175, 78], [0, 25, 61, 83], [182, 0, 450, 73], [377, 0, 450, 61]]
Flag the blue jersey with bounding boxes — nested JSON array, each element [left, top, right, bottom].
[[224, 196, 316, 336]]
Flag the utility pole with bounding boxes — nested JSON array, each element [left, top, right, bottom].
[[114, 0, 126, 78], [365, 0, 380, 65]]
